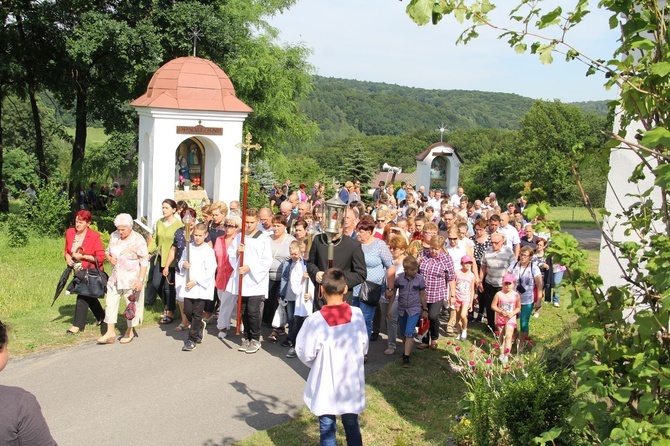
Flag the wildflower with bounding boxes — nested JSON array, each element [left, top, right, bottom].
[[480, 339, 486, 345], [486, 359, 492, 364], [481, 350, 486, 354], [494, 331, 500, 335], [518, 362, 523, 367], [526, 336, 531, 340], [455, 416, 461, 422], [455, 346, 461, 352], [504, 348, 510, 354], [463, 419, 471, 426], [446, 341, 451, 345], [528, 341, 534, 347], [504, 366, 510, 370], [469, 349, 474, 353], [485, 372, 491, 377], [469, 361, 475, 366], [493, 343, 500, 348]]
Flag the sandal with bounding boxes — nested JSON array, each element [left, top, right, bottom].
[[174, 323, 190, 332], [160, 315, 174, 324]]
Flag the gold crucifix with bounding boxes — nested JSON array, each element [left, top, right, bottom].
[[237, 132, 262, 183]]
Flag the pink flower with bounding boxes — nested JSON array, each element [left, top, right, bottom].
[[469, 349, 474, 353], [446, 341, 451, 345], [526, 336, 531, 340], [493, 343, 500, 348], [486, 359, 492, 364], [481, 350, 486, 354], [528, 341, 534, 347], [518, 362, 523, 367], [480, 339, 486, 344], [494, 331, 500, 335], [469, 361, 475, 366], [485, 372, 491, 377], [455, 347, 461, 352], [504, 348, 510, 354], [504, 366, 510, 370]]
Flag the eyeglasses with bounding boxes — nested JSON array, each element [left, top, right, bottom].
[[491, 240, 503, 245], [376, 220, 386, 223], [224, 224, 237, 228], [448, 237, 458, 241], [423, 232, 436, 236]]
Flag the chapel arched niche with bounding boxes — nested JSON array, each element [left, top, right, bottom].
[[430, 155, 448, 191], [175, 138, 205, 190]]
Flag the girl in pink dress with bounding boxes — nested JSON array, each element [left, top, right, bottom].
[[491, 273, 521, 364]]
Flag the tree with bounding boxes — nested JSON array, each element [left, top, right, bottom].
[[341, 140, 377, 185], [406, 0, 670, 443]]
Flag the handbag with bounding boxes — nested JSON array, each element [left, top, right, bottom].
[[358, 281, 382, 307], [123, 291, 138, 320], [67, 258, 108, 298], [417, 316, 430, 338], [272, 300, 287, 328]]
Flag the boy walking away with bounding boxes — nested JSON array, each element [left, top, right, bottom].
[[296, 268, 368, 446], [280, 240, 314, 358], [176, 223, 217, 351], [388, 256, 426, 368]]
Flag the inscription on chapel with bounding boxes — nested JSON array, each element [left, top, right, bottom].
[[176, 124, 223, 136]]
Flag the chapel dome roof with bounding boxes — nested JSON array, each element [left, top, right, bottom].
[[131, 56, 252, 113]]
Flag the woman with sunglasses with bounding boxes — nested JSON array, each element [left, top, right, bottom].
[[214, 214, 242, 339]]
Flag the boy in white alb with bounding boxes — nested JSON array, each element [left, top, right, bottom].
[[296, 268, 368, 446], [176, 223, 217, 351]]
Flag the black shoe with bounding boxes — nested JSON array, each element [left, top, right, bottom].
[[370, 332, 379, 341], [402, 355, 410, 368], [280, 339, 292, 348], [182, 340, 197, 351]]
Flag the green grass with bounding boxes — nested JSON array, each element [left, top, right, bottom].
[[548, 206, 602, 229], [0, 229, 163, 356], [64, 127, 108, 145]]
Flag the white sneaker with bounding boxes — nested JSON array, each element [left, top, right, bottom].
[[461, 330, 467, 341], [533, 311, 540, 318], [218, 329, 227, 340], [553, 302, 560, 307], [238, 339, 250, 352], [499, 353, 508, 364], [246, 340, 261, 354]]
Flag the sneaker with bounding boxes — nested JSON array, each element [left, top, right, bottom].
[[553, 302, 560, 307], [238, 339, 250, 352], [182, 340, 197, 351], [199, 320, 207, 343], [206, 313, 219, 324], [286, 347, 297, 358], [461, 330, 467, 341], [370, 332, 379, 341], [417, 343, 430, 350], [533, 311, 540, 318], [402, 355, 410, 368], [280, 339, 292, 348], [218, 329, 228, 340], [499, 353, 508, 364], [246, 340, 261, 354]]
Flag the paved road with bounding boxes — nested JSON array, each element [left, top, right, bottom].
[[565, 228, 601, 250], [2, 323, 396, 446]]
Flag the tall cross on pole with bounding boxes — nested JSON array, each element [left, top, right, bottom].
[[235, 132, 262, 334], [189, 26, 203, 57]]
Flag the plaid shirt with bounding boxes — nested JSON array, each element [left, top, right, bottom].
[[419, 251, 455, 303]]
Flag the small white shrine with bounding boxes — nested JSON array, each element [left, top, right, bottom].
[[131, 56, 252, 228], [415, 142, 462, 195]]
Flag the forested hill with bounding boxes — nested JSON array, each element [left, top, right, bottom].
[[300, 76, 609, 140]]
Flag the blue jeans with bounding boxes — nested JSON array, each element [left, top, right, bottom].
[[319, 414, 362, 446], [359, 301, 376, 338], [283, 299, 295, 337], [552, 271, 564, 304]]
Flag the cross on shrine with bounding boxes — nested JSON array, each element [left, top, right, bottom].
[[189, 26, 203, 57]]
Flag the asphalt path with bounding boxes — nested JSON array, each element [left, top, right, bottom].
[[2, 322, 396, 446], [564, 228, 601, 250]]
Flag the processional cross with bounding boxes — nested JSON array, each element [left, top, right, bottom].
[[235, 132, 262, 334]]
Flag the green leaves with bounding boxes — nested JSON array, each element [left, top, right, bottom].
[[406, 0, 435, 26]]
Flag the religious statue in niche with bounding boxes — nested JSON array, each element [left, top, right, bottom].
[[179, 156, 190, 180], [430, 156, 447, 181], [175, 140, 203, 191]]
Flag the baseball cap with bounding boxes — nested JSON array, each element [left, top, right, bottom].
[[461, 255, 474, 264], [502, 273, 516, 284]]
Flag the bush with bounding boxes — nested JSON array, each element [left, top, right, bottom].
[[27, 182, 71, 237], [6, 213, 32, 248], [496, 362, 579, 446]]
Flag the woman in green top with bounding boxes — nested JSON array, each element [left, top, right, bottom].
[[148, 199, 183, 324]]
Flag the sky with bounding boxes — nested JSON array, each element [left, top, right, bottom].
[[267, 0, 620, 102]]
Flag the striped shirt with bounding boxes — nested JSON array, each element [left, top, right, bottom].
[[482, 247, 516, 287], [419, 252, 455, 303]]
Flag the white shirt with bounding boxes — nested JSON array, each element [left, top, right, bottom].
[[450, 193, 462, 208], [296, 306, 368, 416], [176, 243, 217, 301], [226, 234, 272, 298], [499, 224, 520, 250]]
